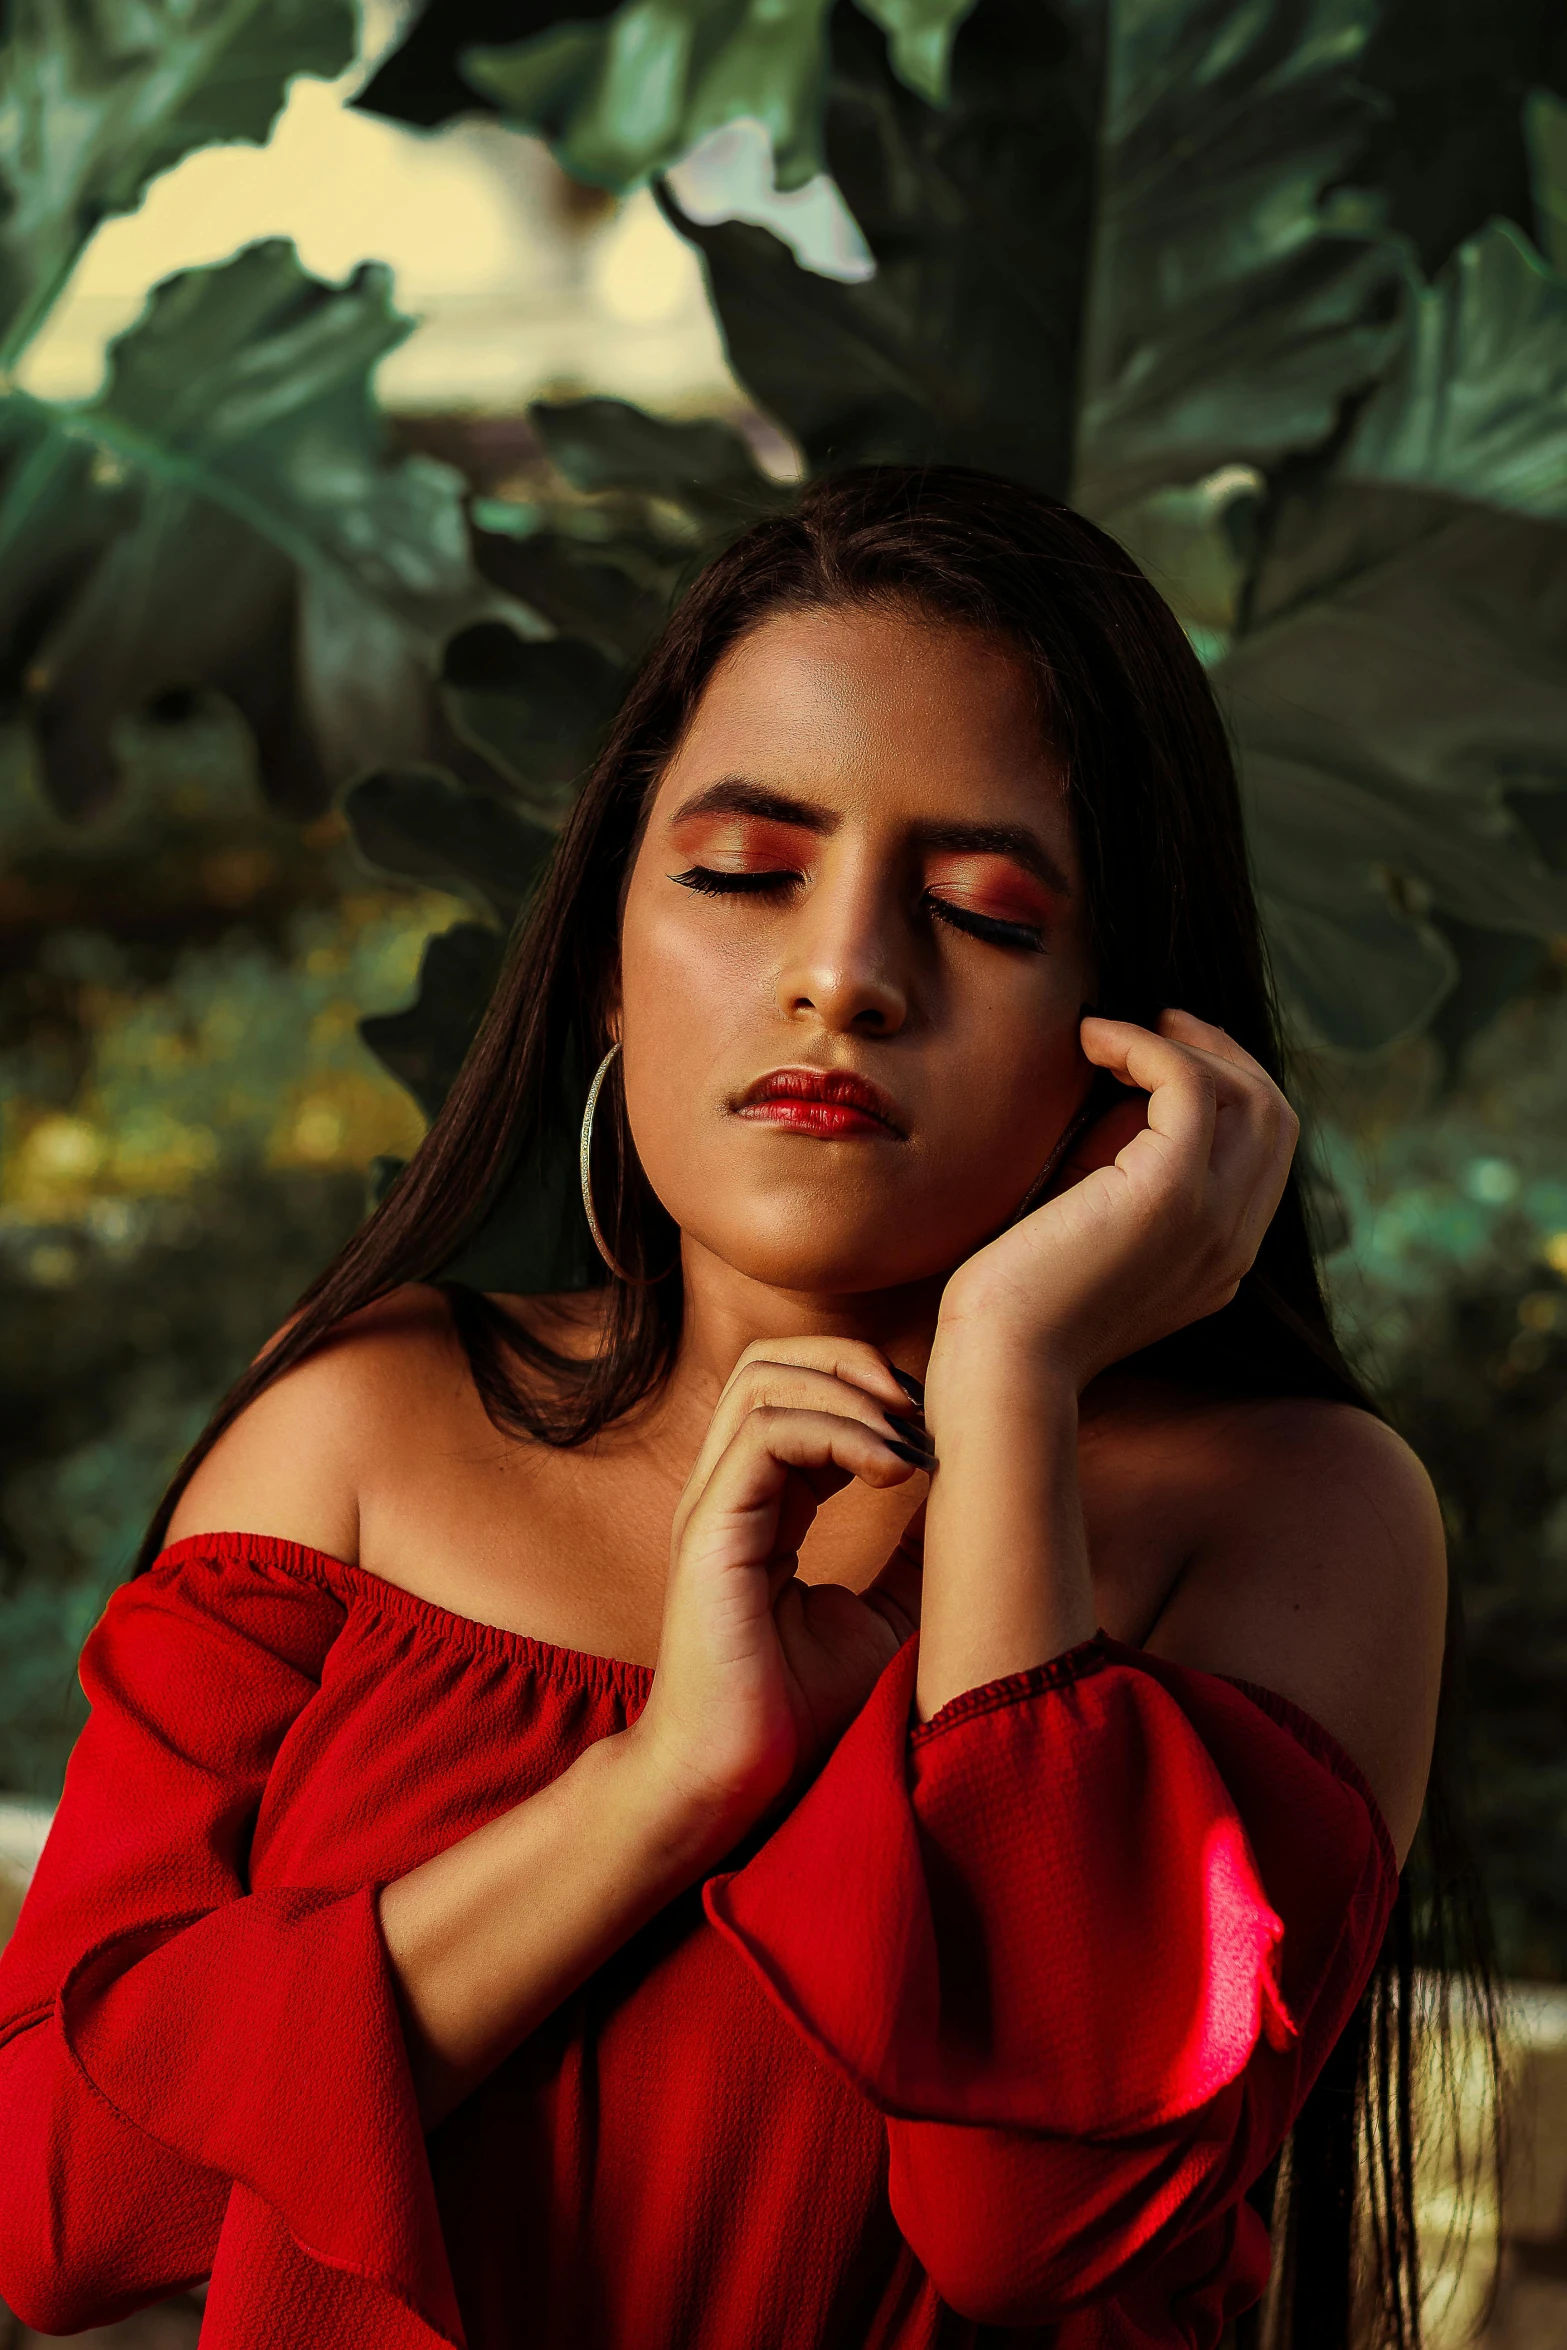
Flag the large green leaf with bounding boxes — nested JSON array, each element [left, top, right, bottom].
[[367, 0, 977, 189], [360, 0, 1567, 1065], [663, 0, 1567, 1051], [0, 239, 491, 817], [665, 0, 1098, 485], [530, 393, 786, 524], [354, 882, 604, 1293], [345, 765, 555, 925], [1530, 89, 1567, 274], [668, 0, 1400, 499], [1070, 0, 1403, 517], [451, 397, 787, 815], [0, 0, 356, 362], [464, 0, 838, 193], [359, 920, 509, 1123], [1357, 0, 1567, 278], [471, 499, 673, 662], [1341, 220, 1567, 514], [1218, 221, 1567, 1048], [440, 621, 626, 824], [468, 396, 784, 662], [355, 0, 608, 131]]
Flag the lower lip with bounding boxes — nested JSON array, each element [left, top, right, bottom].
[[736, 1100, 893, 1138]]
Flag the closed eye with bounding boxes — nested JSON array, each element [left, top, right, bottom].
[[670, 866, 1045, 949], [670, 865, 802, 898], [927, 896, 1046, 952]]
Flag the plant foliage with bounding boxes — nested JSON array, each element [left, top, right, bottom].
[[0, 0, 497, 821], [346, 395, 788, 1113], [360, 0, 1567, 1072], [0, 0, 356, 363], [0, 243, 491, 818], [363, 0, 978, 191]]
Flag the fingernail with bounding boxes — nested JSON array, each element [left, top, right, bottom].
[[891, 1368, 925, 1406], [883, 1436, 937, 1470], [886, 1412, 930, 1446]]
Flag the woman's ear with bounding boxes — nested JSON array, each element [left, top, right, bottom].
[[1049, 1090, 1148, 1191], [1042, 1066, 1148, 1201]]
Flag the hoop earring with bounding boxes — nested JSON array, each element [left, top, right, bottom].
[[580, 1041, 672, 1285]]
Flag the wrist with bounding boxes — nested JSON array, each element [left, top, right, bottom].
[[611, 1715, 755, 1881], [917, 1318, 1094, 1720], [925, 1320, 1084, 1431]]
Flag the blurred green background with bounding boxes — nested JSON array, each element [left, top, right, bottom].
[[2, 0, 1565, 1988]]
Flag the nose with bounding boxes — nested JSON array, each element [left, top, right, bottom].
[[774, 865, 908, 1037]]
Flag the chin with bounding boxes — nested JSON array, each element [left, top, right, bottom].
[[678, 1186, 975, 1299]]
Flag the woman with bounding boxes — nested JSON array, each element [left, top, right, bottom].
[[0, 469, 1464, 2349]]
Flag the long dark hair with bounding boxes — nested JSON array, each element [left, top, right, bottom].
[[135, 465, 1498, 2347]]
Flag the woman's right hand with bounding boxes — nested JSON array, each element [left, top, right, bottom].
[[626, 1338, 928, 1857]]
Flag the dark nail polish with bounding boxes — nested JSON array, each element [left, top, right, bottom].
[[886, 1412, 931, 1447], [884, 1436, 936, 1470], [891, 1368, 925, 1406]]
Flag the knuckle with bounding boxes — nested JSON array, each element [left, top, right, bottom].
[[725, 1406, 775, 1459]]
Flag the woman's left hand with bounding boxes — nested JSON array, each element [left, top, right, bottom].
[[934, 1009, 1298, 1393]]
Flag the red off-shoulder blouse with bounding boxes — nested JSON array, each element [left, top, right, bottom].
[[0, 1532, 1395, 2349]]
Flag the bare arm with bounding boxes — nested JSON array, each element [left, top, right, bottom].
[[916, 1010, 1443, 1859], [917, 1356, 1095, 1705], [1141, 1403, 1445, 1861], [917, 1010, 1292, 1720], [375, 1731, 717, 2126], [165, 1321, 724, 2129], [168, 1301, 927, 2131]]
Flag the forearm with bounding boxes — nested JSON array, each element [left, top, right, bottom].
[[918, 1337, 1096, 1720], [378, 1726, 717, 2128]]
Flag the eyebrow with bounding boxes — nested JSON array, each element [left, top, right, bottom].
[[670, 779, 841, 835], [668, 779, 1074, 898], [919, 821, 1074, 899]]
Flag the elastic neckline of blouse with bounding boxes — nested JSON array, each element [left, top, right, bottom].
[[150, 1529, 656, 1704], [147, 1532, 1401, 1877]]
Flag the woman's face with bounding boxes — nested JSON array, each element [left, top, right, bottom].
[[617, 601, 1096, 1296]]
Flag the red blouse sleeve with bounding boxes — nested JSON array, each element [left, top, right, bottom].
[[0, 1541, 461, 2349], [704, 1633, 1397, 2331]]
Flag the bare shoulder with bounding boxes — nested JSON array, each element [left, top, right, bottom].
[[1142, 1391, 1446, 1862], [164, 1284, 472, 1564], [1181, 1390, 1443, 1561]]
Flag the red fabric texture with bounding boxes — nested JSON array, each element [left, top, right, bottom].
[[0, 1532, 1396, 2349]]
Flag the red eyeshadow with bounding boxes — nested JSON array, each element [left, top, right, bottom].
[[669, 814, 812, 868], [924, 855, 1054, 927]]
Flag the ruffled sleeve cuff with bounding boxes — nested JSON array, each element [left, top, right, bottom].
[[60, 1882, 463, 2347], [705, 1635, 1385, 2141]]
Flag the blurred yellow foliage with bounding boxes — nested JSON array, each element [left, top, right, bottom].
[[0, 887, 460, 1230]]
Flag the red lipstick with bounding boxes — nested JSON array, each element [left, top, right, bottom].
[[733, 1067, 906, 1139]]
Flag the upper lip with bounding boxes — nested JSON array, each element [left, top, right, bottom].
[[733, 1066, 908, 1136]]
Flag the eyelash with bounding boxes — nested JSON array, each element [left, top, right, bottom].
[[672, 866, 796, 898], [669, 865, 1046, 952]]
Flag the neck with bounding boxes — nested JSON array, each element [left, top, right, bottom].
[[669, 1235, 945, 1418]]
